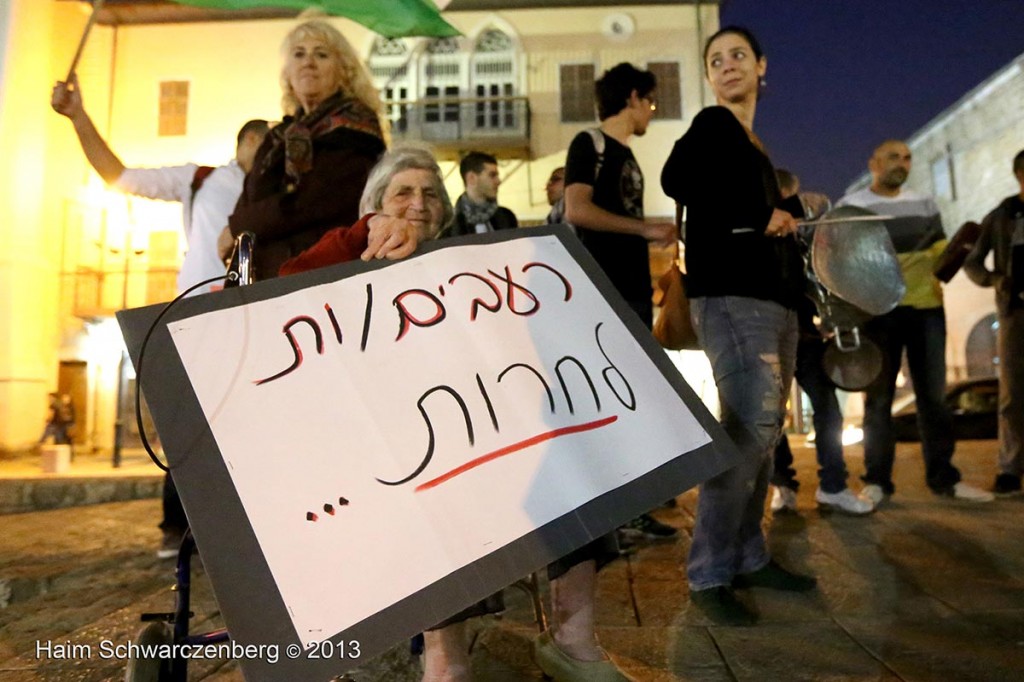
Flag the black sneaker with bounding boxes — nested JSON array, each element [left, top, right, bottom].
[[732, 560, 817, 592], [690, 586, 758, 626], [619, 513, 678, 541], [993, 473, 1023, 496]]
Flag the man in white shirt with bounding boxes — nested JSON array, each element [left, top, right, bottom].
[[52, 75, 270, 557], [51, 75, 269, 296]]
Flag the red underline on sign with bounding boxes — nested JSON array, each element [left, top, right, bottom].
[[414, 415, 619, 493]]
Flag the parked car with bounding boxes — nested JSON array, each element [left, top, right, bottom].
[[892, 377, 998, 442]]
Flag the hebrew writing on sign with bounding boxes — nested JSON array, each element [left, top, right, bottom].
[[118, 228, 738, 680], [166, 233, 710, 644]]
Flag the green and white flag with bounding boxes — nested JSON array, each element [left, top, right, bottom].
[[171, 0, 460, 37]]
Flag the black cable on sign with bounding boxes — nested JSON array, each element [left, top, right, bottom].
[[134, 273, 237, 472]]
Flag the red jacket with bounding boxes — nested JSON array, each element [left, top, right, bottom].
[[278, 213, 373, 276]]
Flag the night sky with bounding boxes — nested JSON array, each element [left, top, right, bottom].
[[717, 0, 1024, 199]]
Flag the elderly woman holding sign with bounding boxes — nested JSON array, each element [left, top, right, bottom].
[[279, 146, 451, 273], [284, 146, 631, 682], [225, 16, 388, 279]]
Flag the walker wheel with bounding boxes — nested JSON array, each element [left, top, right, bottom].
[[123, 621, 172, 682]]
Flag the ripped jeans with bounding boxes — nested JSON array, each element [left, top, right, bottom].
[[687, 296, 798, 590]]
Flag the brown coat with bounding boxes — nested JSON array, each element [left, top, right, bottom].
[[228, 95, 385, 281]]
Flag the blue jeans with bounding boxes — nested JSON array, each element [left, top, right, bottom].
[[861, 306, 960, 494], [772, 337, 848, 494], [687, 296, 798, 590]]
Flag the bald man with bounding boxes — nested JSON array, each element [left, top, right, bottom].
[[837, 140, 993, 504]]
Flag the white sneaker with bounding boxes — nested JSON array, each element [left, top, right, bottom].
[[815, 488, 875, 515], [770, 486, 798, 513], [951, 482, 995, 503], [861, 484, 886, 506]]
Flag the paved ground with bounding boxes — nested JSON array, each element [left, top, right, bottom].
[[1, 437, 1022, 681]]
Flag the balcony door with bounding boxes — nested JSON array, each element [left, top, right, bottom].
[[420, 37, 465, 141], [368, 37, 414, 135], [469, 29, 520, 137]]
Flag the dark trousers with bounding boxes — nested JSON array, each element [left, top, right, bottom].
[[772, 337, 849, 493], [861, 306, 960, 494], [159, 473, 189, 533]]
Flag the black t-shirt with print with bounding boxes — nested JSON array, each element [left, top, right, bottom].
[[564, 130, 652, 306]]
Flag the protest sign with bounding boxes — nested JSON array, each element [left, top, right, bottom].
[[117, 227, 738, 681]]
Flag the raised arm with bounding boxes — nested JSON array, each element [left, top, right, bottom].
[[963, 211, 996, 288], [51, 75, 125, 184]]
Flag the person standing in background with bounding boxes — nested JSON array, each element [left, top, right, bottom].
[[769, 169, 874, 516], [837, 140, 993, 505], [963, 148, 1024, 496], [450, 151, 518, 236], [52, 76, 270, 559]]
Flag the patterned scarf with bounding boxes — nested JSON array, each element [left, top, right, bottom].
[[261, 90, 383, 193], [456, 192, 498, 228]]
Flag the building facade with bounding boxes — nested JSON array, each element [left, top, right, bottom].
[[0, 1, 719, 455]]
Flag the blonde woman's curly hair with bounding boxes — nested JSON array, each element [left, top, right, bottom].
[[279, 15, 388, 136]]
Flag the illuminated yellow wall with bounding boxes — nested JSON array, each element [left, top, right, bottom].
[[0, 0, 63, 453]]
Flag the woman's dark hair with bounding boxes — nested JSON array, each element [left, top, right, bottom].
[[702, 25, 765, 73], [594, 62, 656, 121]]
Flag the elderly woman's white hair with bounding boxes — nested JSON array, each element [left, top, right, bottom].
[[279, 15, 385, 127], [359, 147, 455, 236]]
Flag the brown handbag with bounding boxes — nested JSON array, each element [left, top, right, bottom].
[[652, 243, 700, 351]]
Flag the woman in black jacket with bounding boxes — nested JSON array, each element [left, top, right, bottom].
[[661, 26, 815, 625]]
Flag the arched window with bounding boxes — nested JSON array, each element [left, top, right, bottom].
[[368, 37, 413, 133], [470, 28, 518, 132], [965, 313, 999, 378], [418, 37, 464, 139]]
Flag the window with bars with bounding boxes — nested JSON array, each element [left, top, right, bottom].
[[647, 61, 681, 120], [931, 146, 957, 201], [475, 82, 515, 129], [471, 28, 517, 131], [424, 85, 460, 123], [369, 37, 412, 133], [158, 81, 189, 136], [559, 63, 595, 123]]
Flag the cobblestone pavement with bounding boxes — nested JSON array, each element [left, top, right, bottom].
[[1, 438, 1022, 681]]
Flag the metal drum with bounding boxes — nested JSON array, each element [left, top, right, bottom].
[[811, 205, 905, 316], [822, 332, 883, 391]]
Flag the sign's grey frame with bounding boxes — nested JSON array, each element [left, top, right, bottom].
[[117, 226, 739, 681]]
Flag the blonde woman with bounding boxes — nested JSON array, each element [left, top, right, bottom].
[[227, 16, 387, 279]]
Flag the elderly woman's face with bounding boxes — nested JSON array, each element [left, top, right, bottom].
[[285, 37, 340, 107], [381, 169, 445, 234]]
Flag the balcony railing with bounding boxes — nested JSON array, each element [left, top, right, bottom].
[[384, 95, 530, 158]]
